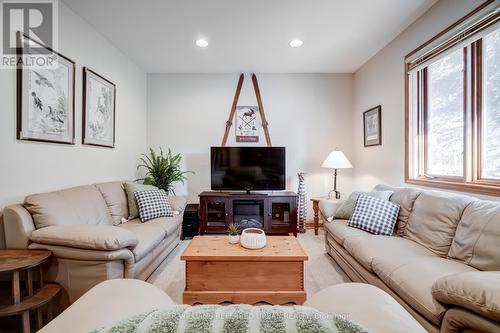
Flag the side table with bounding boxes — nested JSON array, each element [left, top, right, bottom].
[[0, 249, 61, 333], [310, 196, 341, 235]]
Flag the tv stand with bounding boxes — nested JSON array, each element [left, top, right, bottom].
[[228, 190, 268, 196], [199, 191, 297, 236]]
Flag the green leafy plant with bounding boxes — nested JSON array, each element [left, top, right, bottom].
[[227, 224, 239, 236], [138, 148, 193, 195]]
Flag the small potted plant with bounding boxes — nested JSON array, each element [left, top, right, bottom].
[[228, 224, 239, 244]]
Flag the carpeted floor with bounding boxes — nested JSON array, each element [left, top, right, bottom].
[[147, 229, 350, 303]]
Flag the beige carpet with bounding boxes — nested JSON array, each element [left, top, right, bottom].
[[147, 229, 350, 303]]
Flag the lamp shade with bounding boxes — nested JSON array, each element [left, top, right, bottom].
[[321, 149, 353, 169]]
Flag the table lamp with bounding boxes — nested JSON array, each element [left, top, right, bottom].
[[321, 148, 353, 199]]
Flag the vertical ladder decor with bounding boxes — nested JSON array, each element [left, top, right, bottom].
[[221, 73, 272, 147]]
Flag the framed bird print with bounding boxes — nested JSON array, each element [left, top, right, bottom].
[[17, 32, 75, 144], [82, 67, 116, 148], [363, 105, 382, 147]]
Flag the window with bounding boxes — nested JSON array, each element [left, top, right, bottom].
[[405, 4, 500, 196], [482, 28, 500, 180], [425, 49, 465, 177]]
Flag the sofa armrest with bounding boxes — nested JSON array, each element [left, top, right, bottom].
[[318, 199, 344, 222], [29, 242, 134, 262], [4, 204, 36, 248], [168, 196, 187, 213], [442, 307, 500, 333], [432, 271, 500, 322], [30, 225, 138, 251]]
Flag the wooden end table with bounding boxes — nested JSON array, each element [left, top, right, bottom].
[[181, 235, 308, 305], [310, 196, 341, 235], [0, 250, 61, 333]]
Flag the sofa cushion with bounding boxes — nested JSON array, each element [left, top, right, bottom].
[[432, 271, 500, 322], [325, 220, 371, 245], [335, 190, 393, 219], [343, 235, 437, 272], [374, 185, 423, 236], [24, 185, 113, 229], [403, 191, 475, 257], [142, 215, 183, 237], [94, 181, 129, 226], [373, 256, 478, 325], [348, 195, 400, 236], [124, 182, 158, 219], [448, 200, 500, 271], [119, 220, 165, 261], [29, 225, 138, 250], [135, 190, 173, 222], [167, 196, 187, 213]]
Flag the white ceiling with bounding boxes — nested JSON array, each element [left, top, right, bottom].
[[62, 0, 437, 73]]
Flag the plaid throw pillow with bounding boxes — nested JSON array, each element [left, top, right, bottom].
[[134, 190, 173, 222], [348, 194, 400, 235]]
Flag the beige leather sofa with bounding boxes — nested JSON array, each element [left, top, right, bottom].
[[324, 184, 500, 333], [39, 279, 427, 333], [3, 181, 187, 303]]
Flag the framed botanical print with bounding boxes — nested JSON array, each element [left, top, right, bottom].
[[82, 67, 116, 148], [363, 105, 382, 147], [17, 32, 75, 144]]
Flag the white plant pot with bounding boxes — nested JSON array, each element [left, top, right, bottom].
[[240, 228, 267, 249], [228, 234, 239, 244]]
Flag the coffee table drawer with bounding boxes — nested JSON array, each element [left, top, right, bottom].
[[185, 261, 303, 291]]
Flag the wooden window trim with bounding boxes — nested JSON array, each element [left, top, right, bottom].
[[404, 0, 500, 196]]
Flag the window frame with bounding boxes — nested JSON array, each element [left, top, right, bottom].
[[405, 0, 500, 196]]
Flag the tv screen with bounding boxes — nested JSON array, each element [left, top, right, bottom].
[[211, 147, 286, 191]]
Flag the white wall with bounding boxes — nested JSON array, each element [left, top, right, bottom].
[[0, 3, 148, 243], [147, 73, 354, 214], [352, 0, 498, 200]]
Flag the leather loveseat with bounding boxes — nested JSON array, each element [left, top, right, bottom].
[[324, 184, 500, 333], [3, 181, 187, 303]]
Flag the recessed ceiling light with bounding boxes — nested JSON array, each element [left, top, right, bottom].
[[195, 39, 209, 48], [289, 39, 303, 47]]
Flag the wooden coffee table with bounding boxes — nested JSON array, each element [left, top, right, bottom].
[[181, 235, 308, 305]]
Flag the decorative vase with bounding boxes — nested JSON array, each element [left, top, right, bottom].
[[297, 172, 307, 233], [228, 234, 239, 244], [240, 228, 267, 249]]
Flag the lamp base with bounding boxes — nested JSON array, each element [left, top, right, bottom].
[[328, 190, 340, 200], [328, 169, 341, 199]]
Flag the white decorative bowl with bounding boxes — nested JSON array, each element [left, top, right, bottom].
[[240, 228, 267, 249]]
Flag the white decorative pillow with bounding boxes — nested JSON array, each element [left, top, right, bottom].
[[348, 194, 400, 236], [134, 190, 173, 222]]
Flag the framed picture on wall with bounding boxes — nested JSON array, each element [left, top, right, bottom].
[[235, 106, 259, 143], [363, 105, 382, 147], [17, 32, 75, 144], [82, 67, 116, 148]]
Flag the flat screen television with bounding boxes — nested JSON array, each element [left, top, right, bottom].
[[211, 147, 286, 191]]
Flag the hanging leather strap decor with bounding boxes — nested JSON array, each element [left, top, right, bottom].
[[221, 73, 272, 147]]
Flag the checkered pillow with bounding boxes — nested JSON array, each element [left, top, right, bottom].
[[134, 190, 173, 222], [348, 194, 400, 235]]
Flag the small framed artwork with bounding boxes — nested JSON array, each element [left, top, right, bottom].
[[17, 32, 75, 144], [363, 105, 382, 147], [82, 67, 116, 148], [235, 106, 259, 143]]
